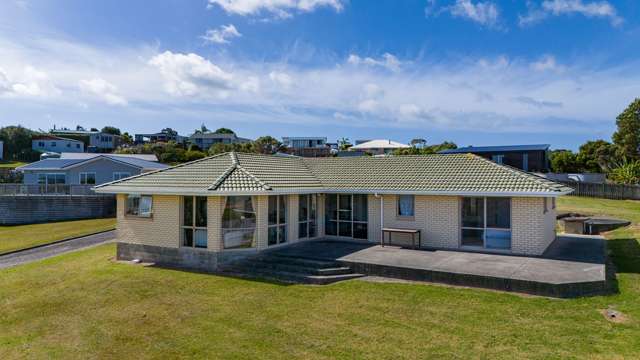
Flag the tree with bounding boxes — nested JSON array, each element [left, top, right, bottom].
[[101, 126, 121, 136], [338, 137, 352, 151], [194, 124, 210, 134], [392, 141, 457, 156], [121, 132, 134, 145], [214, 128, 235, 135], [161, 128, 178, 137], [608, 158, 640, 185], [576, 140, 612, 173], [254, 136, 282, 154], [612, 98, 640, 160], [0, 125, 39, 161], [549, 150, 581, 173]]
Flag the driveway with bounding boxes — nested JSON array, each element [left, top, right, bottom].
[[0, 230, 116, 269]]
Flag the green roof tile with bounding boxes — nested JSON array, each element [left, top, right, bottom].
[[95, 152, 573, 195]]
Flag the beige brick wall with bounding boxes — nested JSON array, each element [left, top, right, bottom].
[[370, 195, 459, 248], [253, 195, 269, 250], [511, 197, 556, 255], [287, 194, 299, 243], [116, 194, 180, 248], [207, 196, 225, 251]]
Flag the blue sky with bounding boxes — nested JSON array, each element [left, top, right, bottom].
[[1, 0, 639, 150]]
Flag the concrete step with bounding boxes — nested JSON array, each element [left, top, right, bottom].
[[234, 259, 352, 276], [221, 261, 362, 285], [257, 254, 341, 268]]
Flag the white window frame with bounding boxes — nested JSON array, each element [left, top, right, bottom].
[[268, 195, 288, 246], [37, 173, 66, 185], [491, 154, 504, 164], [181, 196, 208, 249], [79, 172, 96, 185], [125, 194, 153, 218], [460, 197, 511, 250], [113, 172, 131, 181]]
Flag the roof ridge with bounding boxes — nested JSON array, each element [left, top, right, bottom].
[[208, 163, 238, 190], [236, 165, 272, 190]]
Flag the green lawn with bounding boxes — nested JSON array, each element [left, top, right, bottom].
[[0, 161, 27, 169], [1, 198, 640, 358], [0, 218, 116, 255]]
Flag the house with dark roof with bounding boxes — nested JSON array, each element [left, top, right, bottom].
[[17, 155, 168, 186], [439, 144, 551, 172], [188, 132, 251, 150], [94, 152, 572, 275]]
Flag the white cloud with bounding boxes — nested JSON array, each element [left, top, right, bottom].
[[148, 51, 234, 97], [201, 24, 242, 44], [78, 78, 127, 106], [347, 53, 402, 72], [448, 0, 500, 27], [519, 0, 623, 27], [0, 65, 59, 98], [530, 55, 564, 72], [269, 71, 293, 88], [207, 0, 344, 19]]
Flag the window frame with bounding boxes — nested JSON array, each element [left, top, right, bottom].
[[268, 195, 288, 246], [397, 194, 415, 218], [298, 194, 318, 239], [181, 196, 208, 249], [79, 172, 96, 185], [113, 172, 131, 181], [460, 197, 512, 251], [325, 194, 368, 240], [125, 194, 153, 218], [37, 173, 66, 185], [222, 196, 257, 249], [491, 154, 504, 164]]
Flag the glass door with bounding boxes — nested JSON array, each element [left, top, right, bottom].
[[325, 194, 368, 240]]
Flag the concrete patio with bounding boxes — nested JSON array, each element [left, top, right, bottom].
[[267, 235, 611, 298]]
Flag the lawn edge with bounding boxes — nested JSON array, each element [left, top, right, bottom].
[[0, 228, 116, 256]]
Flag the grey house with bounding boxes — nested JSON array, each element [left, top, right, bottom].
[[17, 155, 168, 186]]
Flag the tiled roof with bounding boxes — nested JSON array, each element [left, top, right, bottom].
[[95, 152, 572, 195]]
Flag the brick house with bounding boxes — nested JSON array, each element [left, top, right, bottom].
[[95, 152, 572, 271]]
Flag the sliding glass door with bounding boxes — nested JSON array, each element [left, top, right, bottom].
[[325, 194, 368, 240], [461, 197, 511, 250]]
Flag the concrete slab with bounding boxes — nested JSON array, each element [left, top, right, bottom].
[[270, 235, 610, 298]]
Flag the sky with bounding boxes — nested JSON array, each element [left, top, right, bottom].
[[0, 0, 639, 150]]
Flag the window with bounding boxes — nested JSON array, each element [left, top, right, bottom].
[[397, 195, 415, 217], [522, 153, 529, 171], [38, 141, 45, 147], [222, 196, 256, 249], [461, 197, 511, 250], [268, 195, 288, 246], [79, 172, 96, 185], [66, 143, 71, 148], [324, 194, 368, 239], [126, 194, 153, 218], [491, 154, 504, 164], [37, 173, 66, 185], [51, 142, 56, 147], [113, 172, 131, 181], [182, 196, 208, 248], [298, 194, 317, 239], [76, 144, 81, 149]]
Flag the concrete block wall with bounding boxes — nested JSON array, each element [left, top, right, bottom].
[[116, 194, 180, 248], [0, 195, 115, 225]]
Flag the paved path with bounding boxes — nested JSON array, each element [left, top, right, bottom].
[[0, 230, 116, 269]]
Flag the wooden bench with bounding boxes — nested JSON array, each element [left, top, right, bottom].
[[381, 227, 422, 249]]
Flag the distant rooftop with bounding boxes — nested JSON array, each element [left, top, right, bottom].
[[350, 139, 410, 150], [439, 144, 551, 154], [17, 155, 167, 171], [59, 152, 158, 162]]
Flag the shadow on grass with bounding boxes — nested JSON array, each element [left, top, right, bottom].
[[607, 238, 640, 274]]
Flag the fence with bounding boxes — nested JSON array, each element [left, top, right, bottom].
[[0, 184, 98, 196], [560, 181, 640, 200]]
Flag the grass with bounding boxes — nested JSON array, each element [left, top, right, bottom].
[[1, 198, 640, 358], [0, 218, 116, 255], [0, 161, 27, 169]]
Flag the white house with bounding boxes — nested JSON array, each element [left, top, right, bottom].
[[32, 135, 85, 154]]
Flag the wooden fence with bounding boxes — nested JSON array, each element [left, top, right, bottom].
[[560, 181, 640, 200]]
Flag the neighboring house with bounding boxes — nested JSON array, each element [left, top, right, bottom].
[[17, 155, 168, 186], [349, 139, 410, 155], [32, 135, 84, 153], [50, 129, 122, 152], [95, 152, 571, 272], [57, 152, 159, 162], [134, 131, 186, 145], [539, 172, 606, 184], [439, 144, 551, 172], [189, 133, 251, 150], [282, 137, 330, 157]]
